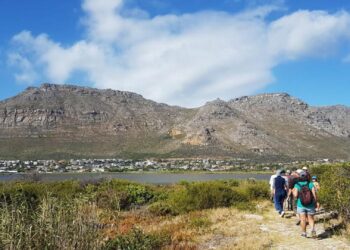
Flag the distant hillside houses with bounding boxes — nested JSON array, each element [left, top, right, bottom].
[[0, 158, 338, 173]]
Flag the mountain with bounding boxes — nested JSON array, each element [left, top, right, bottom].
[[1, 83, 349, 160]]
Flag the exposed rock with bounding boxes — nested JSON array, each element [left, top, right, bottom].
[[0, 83, 349, 159]]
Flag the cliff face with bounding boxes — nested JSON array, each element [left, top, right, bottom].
[[1, 84, 349, 160], [0, 83, 186, 137]]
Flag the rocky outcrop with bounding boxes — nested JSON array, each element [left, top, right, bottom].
[[0, 83, 349, 160]]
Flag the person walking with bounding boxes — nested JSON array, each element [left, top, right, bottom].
[[312, 176, 321, 211], [269, 172, 277, 202], [293, 171, 317, 238], [284, 170, 292, 211], [273, 169, 287, 217]]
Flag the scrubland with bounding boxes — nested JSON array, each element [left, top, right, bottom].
[[0, 164, 349, 249]]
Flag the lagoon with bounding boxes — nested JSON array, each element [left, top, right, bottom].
[[0, 172, 270, 184]]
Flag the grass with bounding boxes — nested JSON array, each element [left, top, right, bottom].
[[0, 194, 103, 249]]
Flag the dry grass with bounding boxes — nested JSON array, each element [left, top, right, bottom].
[[0, 196, 104, 249], [121, 204, 275, 250]]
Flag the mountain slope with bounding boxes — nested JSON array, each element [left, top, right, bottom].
[[0, 84, 349, 160]]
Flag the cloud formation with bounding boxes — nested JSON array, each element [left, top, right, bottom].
[[8, 0, 350, 107]]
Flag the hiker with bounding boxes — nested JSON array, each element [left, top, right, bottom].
[[302, 166, 311, 181], [269, 172, 277, 201], [291, 170, 302, 224], [273, 169, 287, 217], [283, 170, 291, 210], [287, 171, 299, 213], [293, 171, 317, 238], [312, 176, 321, 210]]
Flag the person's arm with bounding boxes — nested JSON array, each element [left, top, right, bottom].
[[312, 186, 317, 203], [284, 179, 288, 191], [292, 187, 298, 199]]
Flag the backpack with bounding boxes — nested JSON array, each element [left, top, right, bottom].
[[297, 182, 313, 206]]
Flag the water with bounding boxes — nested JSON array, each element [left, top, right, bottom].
[[0, 172, 270, 184]]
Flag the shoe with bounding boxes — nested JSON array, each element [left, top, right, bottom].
[[301, 232, 307, 238], [311, 230, 317, 238], [296, 220, 301, 226], [280, 211, 285, 217]]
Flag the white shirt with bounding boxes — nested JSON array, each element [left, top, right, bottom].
[[269, 174, 277, 190]]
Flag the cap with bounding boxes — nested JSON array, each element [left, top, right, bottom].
[[296, 169, 303, 174], [302, 166, 308, 170], [312, 176, 317, 180]]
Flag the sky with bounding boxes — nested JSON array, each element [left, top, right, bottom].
[[1, 0, 350, 107]]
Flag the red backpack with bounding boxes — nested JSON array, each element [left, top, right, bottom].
[[297, 182, 314, 206]]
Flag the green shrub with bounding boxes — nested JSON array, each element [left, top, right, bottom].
[[244, 181, 270, 200], [222, 179, 240, 187], [126, 184, 154, 207], [317, 165, 350, 222], [148, 201, 175, 216], [168, 182, 236, 214], [94, 180, 155, 210], [103, 228, 170, 250]]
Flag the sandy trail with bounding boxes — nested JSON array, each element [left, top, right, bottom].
[[199, 207, 350, 250]]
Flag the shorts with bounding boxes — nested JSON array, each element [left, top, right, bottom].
[[297, 206, 316, 215]]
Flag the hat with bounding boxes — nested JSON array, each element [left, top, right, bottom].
[[276, 169, 282, 175], [302, 166, 308, 171], [286, 170, 291, 174], [312, 176, 317, 180], [299, 171, 307, 178], [296, 169, 303, 174]]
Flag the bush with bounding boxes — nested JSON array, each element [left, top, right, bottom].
[[168, 182, 236, 214], [317, 165, 350, 222], [148, 201, 175, 216], [94, 180, 156, 210], [244, 181, 270, 200], [148, 180, 270, 215], [103, 228, 170, 250]]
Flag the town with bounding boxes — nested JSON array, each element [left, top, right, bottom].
[[0, 158, 335, 173]]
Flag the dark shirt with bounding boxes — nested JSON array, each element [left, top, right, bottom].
[[274, 176, 286, 194]]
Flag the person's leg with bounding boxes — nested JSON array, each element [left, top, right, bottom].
[[270, 189, 274, 202], [280, 194, 286, 216], [274, 194, 279, 212], [307, 213, 316, 237], [299, 213, 307, 235], [275, 193, 284, 214], [274, 193, 283, 213]]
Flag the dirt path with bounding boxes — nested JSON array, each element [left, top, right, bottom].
[[198, 206, 350, 250], [262, 210, 350, 250]]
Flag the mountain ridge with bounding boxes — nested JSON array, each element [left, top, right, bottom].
[[0, 83, 349, 160]]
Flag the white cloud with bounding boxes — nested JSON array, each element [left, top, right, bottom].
[[8, 0, 350, 107], [7, 52, 38, 83]]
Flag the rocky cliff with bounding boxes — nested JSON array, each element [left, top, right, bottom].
[[1, 83, 349, 160]]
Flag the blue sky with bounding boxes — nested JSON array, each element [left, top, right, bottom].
[[1, 0, 350, 107]]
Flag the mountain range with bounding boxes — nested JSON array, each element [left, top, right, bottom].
[[1, 83, 349, 161]]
